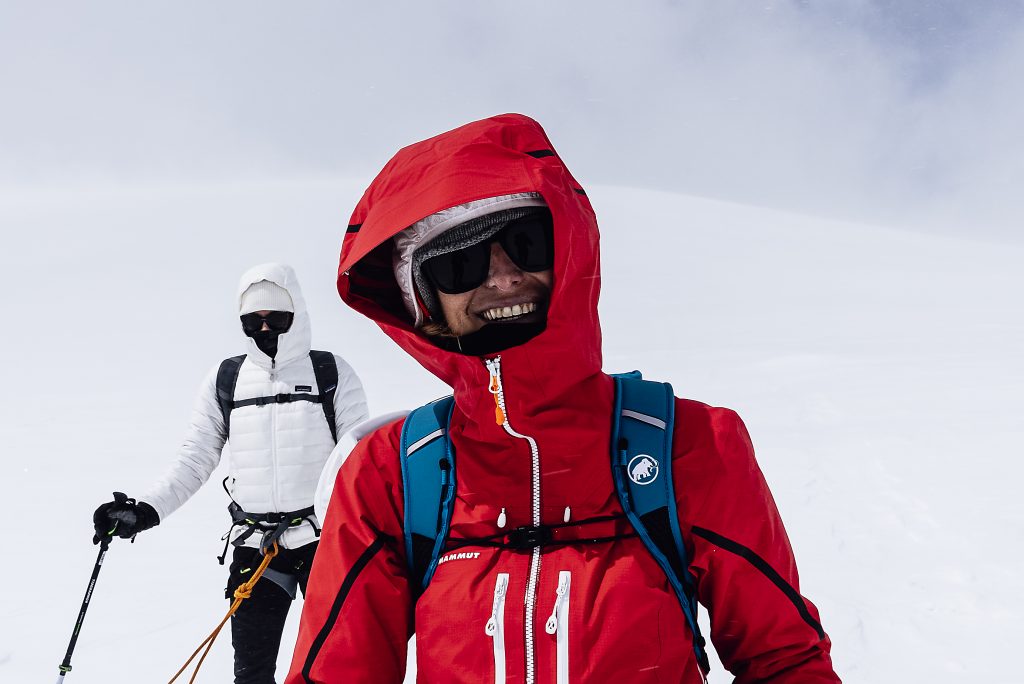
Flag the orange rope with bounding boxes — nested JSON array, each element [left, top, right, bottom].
[[167, 541, 279, 684]]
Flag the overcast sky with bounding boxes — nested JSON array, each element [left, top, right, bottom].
[[2, 1, 1022, 238]]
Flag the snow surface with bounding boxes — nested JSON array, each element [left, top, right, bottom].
[[1, 179, 1021, 683]]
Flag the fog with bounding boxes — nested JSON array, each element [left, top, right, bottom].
[[2, 0, 1022, 239]]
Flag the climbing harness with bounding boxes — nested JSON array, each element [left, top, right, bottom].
[[216, 479, 320, 564]]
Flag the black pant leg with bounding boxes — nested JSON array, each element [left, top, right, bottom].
[[227, 548, 293, 684]]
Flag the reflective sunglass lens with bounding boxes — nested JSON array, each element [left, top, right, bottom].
[[264, 311, 293, 331], [500, 215, 553, 272], [424, 242, 490, 294], [240, 313, 262, 334]]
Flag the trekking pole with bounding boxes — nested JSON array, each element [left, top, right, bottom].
[[56, 538, 111, 683]]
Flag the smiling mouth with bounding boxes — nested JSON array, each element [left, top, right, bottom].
[[480, 301, 538, 322]]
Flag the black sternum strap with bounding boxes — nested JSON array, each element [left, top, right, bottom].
[[231, 393, 322, 409], [445, 514, 637, 553]]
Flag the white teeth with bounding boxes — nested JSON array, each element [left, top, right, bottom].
[[483, 302, 536, 321]]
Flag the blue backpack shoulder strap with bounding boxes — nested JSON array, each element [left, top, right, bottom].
[[611, 372, 711, 677], [399, 395, 457, 596]]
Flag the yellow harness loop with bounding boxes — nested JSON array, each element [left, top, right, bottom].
[[167, 541, 280, 684]]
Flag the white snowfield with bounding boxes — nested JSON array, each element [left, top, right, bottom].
[[0, 179, 1020, 683]]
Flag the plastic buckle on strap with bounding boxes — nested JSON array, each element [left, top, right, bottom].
[[275, 393, 290, 403], [506, 525, 553, 550], [260, 520, 290, 555]]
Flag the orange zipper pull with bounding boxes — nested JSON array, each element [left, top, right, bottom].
[[485, 358, 505, 425]]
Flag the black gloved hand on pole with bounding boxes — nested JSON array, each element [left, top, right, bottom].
[[92, 491, 160, 544]]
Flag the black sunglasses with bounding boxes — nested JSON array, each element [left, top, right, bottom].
[[240, 311, 294, 336], [422, 212, 554, 295]]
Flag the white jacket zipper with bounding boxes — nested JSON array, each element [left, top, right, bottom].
[[484, 573, 510, 684], [269, 358, 280, 512], [485, 357, 542, 684], [544, 571, 572, 684]]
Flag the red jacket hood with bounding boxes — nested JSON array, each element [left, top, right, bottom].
[[339, 113, 607, 416]]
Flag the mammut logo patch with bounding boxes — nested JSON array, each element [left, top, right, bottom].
[[437, 551, 481, 565], [295, 385, 312, 392], [628, 454, 659, 485]]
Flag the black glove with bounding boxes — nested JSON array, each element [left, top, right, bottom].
[[92, 492, 160, 544]]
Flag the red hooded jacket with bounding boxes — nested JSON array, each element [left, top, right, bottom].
[[286, 114, 839, 683]]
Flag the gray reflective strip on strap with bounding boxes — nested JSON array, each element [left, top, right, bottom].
[[621, 409, 667, 430], [407, 428, 446, 456]]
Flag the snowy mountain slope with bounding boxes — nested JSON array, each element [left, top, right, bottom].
[[0, 179, 1020, 683]]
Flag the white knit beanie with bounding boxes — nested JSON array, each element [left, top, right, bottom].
[[239, 280, 294, 315]]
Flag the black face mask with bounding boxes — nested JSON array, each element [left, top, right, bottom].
[[434, 319, 547, 356], [251, 330, 281, 359]]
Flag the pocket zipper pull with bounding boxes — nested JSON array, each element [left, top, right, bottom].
[[545, 572, 570, 634], [485, 574, 509, 636], [497, 508, 507, 529]]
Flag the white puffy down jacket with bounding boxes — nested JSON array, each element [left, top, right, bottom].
[[142, 263, 368, 549]]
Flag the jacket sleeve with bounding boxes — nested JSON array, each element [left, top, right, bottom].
[[331, 353, 369, 438], [676, 403, 840, 683], [286, 420, 412, 684], [140, 364, 226, 520]]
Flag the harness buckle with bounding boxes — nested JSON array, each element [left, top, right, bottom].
[[506, 525, 553, 550], [275, 393, 290, 403]]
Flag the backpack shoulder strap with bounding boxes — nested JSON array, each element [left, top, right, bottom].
[[399, 395, 456, 597], [215, 355, 246, 437], [611, 372, 711, 677], [309, 350, 339, 443]]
